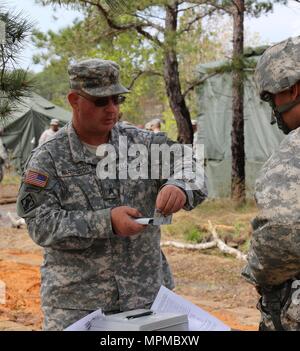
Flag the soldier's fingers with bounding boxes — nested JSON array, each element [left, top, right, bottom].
[[156, 189, 172, 211], [155, 191, 162, 209], [161, 192, 178, 215], [124, 207, 142, 218], [126, 221, 146, 235], [169, 196, 186, 214]]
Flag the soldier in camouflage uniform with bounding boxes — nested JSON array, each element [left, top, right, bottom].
[[16, 58, 207, 330], [242, 36, 300, 331]]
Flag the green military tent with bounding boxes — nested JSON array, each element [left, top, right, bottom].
[[2, 92, 71, 173], [195, 47, 285, 198]]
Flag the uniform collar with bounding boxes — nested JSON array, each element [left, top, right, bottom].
[[68, 122, 120, 165]]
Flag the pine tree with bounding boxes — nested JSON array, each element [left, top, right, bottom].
[[0, 7, 33, 120]]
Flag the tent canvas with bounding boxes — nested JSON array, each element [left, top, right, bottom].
[[2, 92, 71, 173], [195, 53, 285, 198]]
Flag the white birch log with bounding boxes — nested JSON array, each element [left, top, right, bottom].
[[7, 212, 26, 228], [208, 220, 247, 261], [160, 221, 247, 261], [161, 240, 217, 250]]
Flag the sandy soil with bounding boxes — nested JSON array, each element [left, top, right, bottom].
[[0, 184, 260, 331], [0, 232, 259, 331]]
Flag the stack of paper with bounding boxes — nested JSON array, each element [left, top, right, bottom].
[[65, 286, 230, 331]]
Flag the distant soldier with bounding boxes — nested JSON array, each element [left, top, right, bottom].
[[144, 121, 152, 131], [150, 118, 162, 133], [242, 36, 300, 331], [38, 119, 60, 146]]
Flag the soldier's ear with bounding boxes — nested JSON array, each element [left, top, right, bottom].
[[67, 91, 80, 108], [291, 83, 300, 100]]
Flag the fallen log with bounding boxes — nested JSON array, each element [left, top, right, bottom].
[[161, 221, 247, 261], [160, 240, 217, 250], [207, 220, 247, 261], [7, 212, 26, 228]]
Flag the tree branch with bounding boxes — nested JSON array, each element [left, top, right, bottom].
[[128, 69, 163, 90], [183, 72, 218, 97], [135, 11, 165, 21], [231, 0, 240, 12], [178, 8, 216, 35], [176, 4, 200, 13], [208, 221, 247, 261], [77, 0, 163, 46], [132, 13, 164, 32], [201, 0, 234, 15], [161, 221, 247, 261], [136, 26, 163, 47]]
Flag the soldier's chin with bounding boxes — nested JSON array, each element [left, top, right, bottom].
[[102, 119, 116, 127]]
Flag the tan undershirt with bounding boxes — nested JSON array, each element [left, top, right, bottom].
[[82, 141, 98, 155]]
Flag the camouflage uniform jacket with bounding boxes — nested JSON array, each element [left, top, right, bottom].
[[17, 122, 207, 312], [242, 126, 300, 330]]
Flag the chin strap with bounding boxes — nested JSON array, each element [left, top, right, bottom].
[[270, 96, 300, 135]]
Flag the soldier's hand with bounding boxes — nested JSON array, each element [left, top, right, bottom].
[[111, 206, 147, 237], [155, 185, 187, 216]]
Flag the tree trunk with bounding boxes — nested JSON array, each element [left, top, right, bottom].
[[164, 2, 193, 144], [231, 0, 245, 205]]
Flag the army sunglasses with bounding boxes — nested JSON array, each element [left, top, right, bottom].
[[76, 92, 126, 107]]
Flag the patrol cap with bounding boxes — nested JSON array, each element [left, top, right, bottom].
[[50, 119, 59, 126], [68, 58, 130, 97], [150, 118, 161, 127], [255, 36, 300, 101]]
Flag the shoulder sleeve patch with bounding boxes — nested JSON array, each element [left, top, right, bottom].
[[24, 169, 49, 188], [20, 194, 36, 214]]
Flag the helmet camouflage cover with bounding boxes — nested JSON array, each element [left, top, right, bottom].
[[255, 36, 300, 101]]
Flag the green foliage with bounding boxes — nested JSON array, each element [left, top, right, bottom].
[[2, 173, 20, 185], [233, 221, 246, 237], [33, 58, 70, 110], [161, 108, 177, 141], [0, 8, 33, 119], [184, 227, 204, 243], [208, 0, 288, 16], [32, 20, 166, 123], [32, 1, 232, 125], [33, 0, 286, 130]]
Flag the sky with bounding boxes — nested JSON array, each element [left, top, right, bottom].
[[6, 0, 300, 72]]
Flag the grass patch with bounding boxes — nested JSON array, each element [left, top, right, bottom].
[[195, 198, 256, 215], [161, 198, 257, 254], [184, 227, 205, 243], [233, 221, 246, 237], [2, 173, 20, 185]]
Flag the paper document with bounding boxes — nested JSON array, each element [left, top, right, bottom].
[[151, 286, 230, 331], [152, 209, 172, 225], [64, 309, 105, 331], [65, 286, 230, 331], [133, 218, 154, 225], [133, 212, 172, 225]]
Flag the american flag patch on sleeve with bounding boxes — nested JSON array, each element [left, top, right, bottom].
[[24, 169, 49, 188]]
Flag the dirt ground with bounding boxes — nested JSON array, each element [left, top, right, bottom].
[[0, 183, 260, 331]]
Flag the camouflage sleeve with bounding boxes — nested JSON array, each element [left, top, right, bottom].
[[243, 220, 300, 287], [150, 132, 207, 210], [17, 148, 113, 251], [242, 131, 300, 287]]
